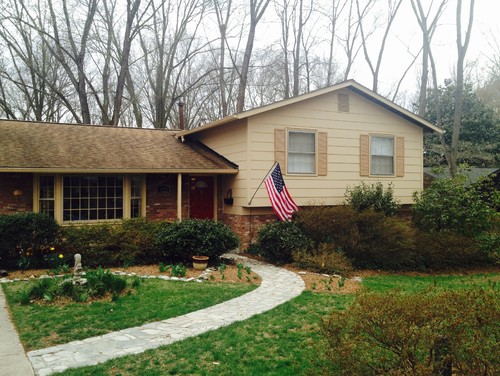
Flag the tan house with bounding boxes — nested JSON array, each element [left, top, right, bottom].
[[0, 80, 442, 247]]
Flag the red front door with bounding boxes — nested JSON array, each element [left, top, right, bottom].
[[189, 176, 214, 219]]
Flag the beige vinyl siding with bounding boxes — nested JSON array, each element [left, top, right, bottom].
[[194, 90, 425, 208], [190, 120, 250, 214]]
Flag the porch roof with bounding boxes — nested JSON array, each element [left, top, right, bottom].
[[0, 120, 238, 174]]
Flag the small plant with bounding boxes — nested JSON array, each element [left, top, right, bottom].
[[170, 263, 186, 277], [159, 262, 168, 273], [236, 263, 244, 279], [217, 263, 227, 280], [244, 266, 252, 274], [18, 289, 31, 305], [131, 277, 142, 288], [338, 276, 346, 289]]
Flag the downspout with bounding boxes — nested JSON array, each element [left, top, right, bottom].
[[177, 173, 182, 221], [177, 102, 184, 220]]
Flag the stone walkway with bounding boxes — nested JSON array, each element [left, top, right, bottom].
[[22, 255, 305, 376]]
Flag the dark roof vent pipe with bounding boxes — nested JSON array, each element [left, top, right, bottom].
[[178, 101, 185, 130]]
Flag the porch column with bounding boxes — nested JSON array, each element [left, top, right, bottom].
[[177, 173, 182, 220]]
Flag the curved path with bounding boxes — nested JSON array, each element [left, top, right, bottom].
[[27, 255, 305, 376]]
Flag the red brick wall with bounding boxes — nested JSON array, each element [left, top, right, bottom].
[[146, 174, 190, 221], [0, 173, 33, 214], [220, 212, 277, 250]]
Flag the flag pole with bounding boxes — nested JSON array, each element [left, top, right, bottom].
[[247, 161, 278, 205]]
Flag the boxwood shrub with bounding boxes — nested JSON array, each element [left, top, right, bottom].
[[60, 218, 166, 268], [0, 212, 60, 269], [254, 221, 312, 264], [155, 219, 239, 263]]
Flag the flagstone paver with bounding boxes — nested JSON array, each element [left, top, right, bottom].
[[26, 254, 305, 376]]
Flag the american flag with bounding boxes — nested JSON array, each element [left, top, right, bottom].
[[264, 163, 299, 221]]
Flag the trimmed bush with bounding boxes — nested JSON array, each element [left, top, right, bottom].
[[345, 210, 417, 270], [345, 182, 399, 216], [255, 221, 312, 264], [295, 205, 359, 251], [321, 287, 499, 375], [0, 212, 60, 269], [60, 219, 166, 268], [155, 219, 239, 263]]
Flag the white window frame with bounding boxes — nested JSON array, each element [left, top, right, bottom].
[[286, 129, 317, 175], [370, 135, 395, 176]]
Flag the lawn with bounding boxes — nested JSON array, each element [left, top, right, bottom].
[[3, 271, 498, 375], [2, 278, 256, 351]]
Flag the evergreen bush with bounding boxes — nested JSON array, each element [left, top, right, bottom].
[[255, 221, 312, 264], [412, 174, 495, 237], [156, 219, 239, 263], [0, 212, 60, 269], [345, 182, 399, 216]]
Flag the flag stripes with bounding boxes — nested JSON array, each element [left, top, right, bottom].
[[264, 163, 299, 221]]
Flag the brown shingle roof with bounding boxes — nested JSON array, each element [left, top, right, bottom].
[[0, 120, 238, 173]]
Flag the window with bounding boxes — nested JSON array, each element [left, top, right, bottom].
[[287, 130, 316, 174], [63, 176, 124, 221], [130, 175, 142, 218], [371, 136, 394, 175], [39, 176, 55, 218]]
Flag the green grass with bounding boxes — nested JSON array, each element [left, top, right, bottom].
[[362, 272, 499, 293], [2, 279, 255, 351], [4, 271, 498, 375], [56, 292, 353, 376], [52, 272, 498, 376]]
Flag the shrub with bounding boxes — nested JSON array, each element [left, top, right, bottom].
[[345, 182, 399, 216], [60, 219, 166, 268], [415, 230, 491, 269], [292, 243, 353, 275], [295, 205, 359, 250], [156, 219, 239, 263], [0, 212, 60, 269], [255, 221, 312, 264], [412, 174, 495, 237], [345, 210, 417, 270], [321, 286, 499, 375]]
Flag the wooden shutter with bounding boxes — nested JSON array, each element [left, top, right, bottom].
[[275, 129, 286, 173], [395, 136, 405, 177], [318, 132, 328, 176], [360, 134, 370, 176]]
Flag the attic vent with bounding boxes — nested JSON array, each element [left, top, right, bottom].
[[338, 93, 349, 112]]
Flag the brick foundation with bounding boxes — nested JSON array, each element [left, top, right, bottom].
[[221, 212, 277, 250], [0, 173, 33, 214]]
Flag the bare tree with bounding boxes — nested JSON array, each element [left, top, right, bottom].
[[139, 0, 210, 128], [338, 0, 363, 80], [322, 0, 349, 86], [213, 0, 232, 117], [411, 0, 448, 116], [447, 0, 475, 176], [236, 0, 271, 112], [357, 0, 403, 93]]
